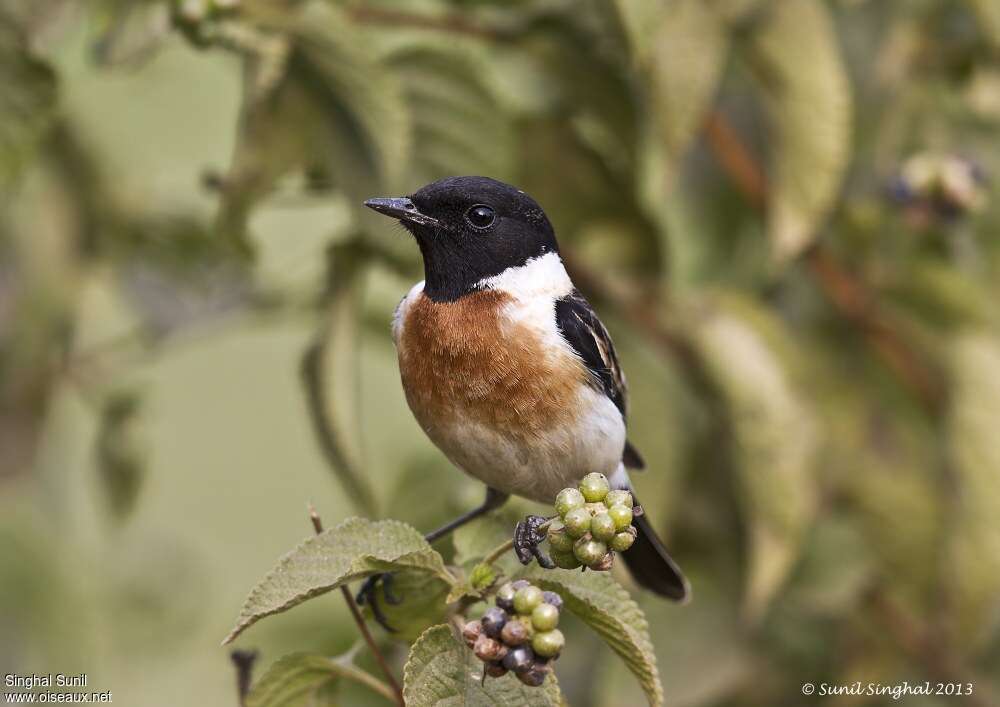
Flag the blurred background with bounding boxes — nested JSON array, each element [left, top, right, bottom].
[[1, 0, 999, 705]]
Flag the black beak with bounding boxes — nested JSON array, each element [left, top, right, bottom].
[[364, 197, 440, 228]]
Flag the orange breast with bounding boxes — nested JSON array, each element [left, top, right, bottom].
[[398, 291, 587, 442]]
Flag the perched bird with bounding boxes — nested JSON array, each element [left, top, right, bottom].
[[364, 176, 688, 603]]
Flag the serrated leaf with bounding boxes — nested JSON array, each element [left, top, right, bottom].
[[746, 0, 852, 264], [387, 45, 515, 184], [691, 300, 818, 619], [521, 568, 663, 707], [224, 518, 453, 644], [946, 333, 1000, 650], [246, 651, 399, 706], [246, 653, 340, 707], [403, 624, 562, 706]]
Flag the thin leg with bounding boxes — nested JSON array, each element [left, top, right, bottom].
[[514, 515, 555, 568], [424, 487, 510, 543], [356, 487, 510, 630]]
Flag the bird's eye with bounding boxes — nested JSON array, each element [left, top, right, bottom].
[[465, 205, 496, 229]]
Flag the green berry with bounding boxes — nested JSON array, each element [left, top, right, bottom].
[[531, 603, 559, 631], [604, 489, 633, 509], [554, 487, 586, 516], [573, 537, 607, 566], [607, 504, 633, 531], [547, 522, 575, 552], [590, 512, 617, 542], [610, 527, 637, 552], [550, 549, 582, 569], [585, 502, 608, 516], [579, 472, 610, 502], [513, 585, 544, 615], [532, 629, 565, 658], [562, 507, 591, 538]]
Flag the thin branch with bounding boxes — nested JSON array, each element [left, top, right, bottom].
[[308, 504, 404, 706], [700, 109, 944, 414]]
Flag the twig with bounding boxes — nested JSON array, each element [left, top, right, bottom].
[[700, 109, 944, 414], [329, 658, 401, 704], [229, 649, 258, 707], [308, 505, 404, 706]]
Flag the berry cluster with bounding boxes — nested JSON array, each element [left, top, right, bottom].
[[462, 580, 564, 687], [547, 472, 637, 571]]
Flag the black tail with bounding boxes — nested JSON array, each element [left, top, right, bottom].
[[622, 500, 690, 602]]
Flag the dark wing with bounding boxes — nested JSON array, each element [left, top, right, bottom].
[[554, 290, 645, 469]]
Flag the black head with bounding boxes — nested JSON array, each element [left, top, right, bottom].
[[364, 176, 559, 302]]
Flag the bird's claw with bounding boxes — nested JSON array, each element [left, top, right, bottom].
[[514, 515, 555, 569], [355, 573, 400, 632]]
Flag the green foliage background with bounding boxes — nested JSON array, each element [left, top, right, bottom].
[[1, 0, 999, 704]]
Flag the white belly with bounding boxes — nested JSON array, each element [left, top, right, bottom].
[[427, 386, 626, 503]]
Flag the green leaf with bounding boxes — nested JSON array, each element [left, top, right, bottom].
[[403, 624, 562, 706], [247, 652, 397, 706], [367, 569, 452, 643], [521, 568, 663, 707], [946, 333, 1000, 650], [690, 299, 818, 619], [387, 45, 515, 185], [745, 0, 852, 265], [453, 510, 522, 577], [223, 517, 453, 644], [214, 4, 410, 243], [642, 0, 729, 194], [246, 654, 340, 707]]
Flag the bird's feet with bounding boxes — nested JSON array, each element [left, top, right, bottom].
[[355, 572, 402, 632], [514, 515, 556, 569]]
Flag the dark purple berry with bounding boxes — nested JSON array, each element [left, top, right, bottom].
[[501, 645, 535, 674], [495, 582, 516, 611], [541, 591, 563, 610], [516, 667, 547, 687], [484, 661, 508, 678], [481, 607, 507, 638]]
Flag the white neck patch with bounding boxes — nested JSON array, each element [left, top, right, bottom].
[[476, 251, 573, 300]]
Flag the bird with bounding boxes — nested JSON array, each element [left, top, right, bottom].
[[363, 175, 689, 605]]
